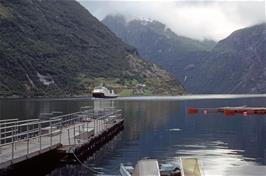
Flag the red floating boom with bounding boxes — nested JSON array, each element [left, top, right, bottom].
[[187, 106, 266, 116], [188, 107, 199, 114]]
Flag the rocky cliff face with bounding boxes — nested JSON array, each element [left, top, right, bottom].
[[0, 0, 184, 97], [199, 24, 266, 93], [103, 15, 266, 93]]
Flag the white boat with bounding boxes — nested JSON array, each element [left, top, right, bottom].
[[92, 86, 118, 98], [120, 158, 204, 176]]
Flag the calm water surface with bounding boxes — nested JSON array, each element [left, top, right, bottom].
[[0, 95, 265, 176]]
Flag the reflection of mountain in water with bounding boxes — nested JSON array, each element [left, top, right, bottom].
[[0, 97, 265, 176], [107, 98, 266, 176], [0, 99, 93, 120], [119, 101, 180, 141], [182, 99, 266, 165]]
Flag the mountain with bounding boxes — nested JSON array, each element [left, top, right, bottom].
[[0, 0, 185, 97], [103, 15, 266, 93], [196, 24, 266, 93], [102, 15, 216, 92]]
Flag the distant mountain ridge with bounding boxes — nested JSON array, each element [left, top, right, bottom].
[[0, 0, 184, 97], [103, 15, 266, 93], [102, 15, 216, 92], [102, 15, 215, 61]]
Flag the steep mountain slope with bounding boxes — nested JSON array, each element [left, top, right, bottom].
[[0, 0, 184, 97], [103, 15, 266, 93], [196, 24, 266, 93], [102, 15, 215, 91]]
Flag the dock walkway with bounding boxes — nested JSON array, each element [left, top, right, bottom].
[[0, 107, 123, 169]]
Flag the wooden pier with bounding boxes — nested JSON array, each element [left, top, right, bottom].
[[0, 107, 124, 170]]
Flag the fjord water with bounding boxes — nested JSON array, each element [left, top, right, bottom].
[[0, 95, 265, 176]]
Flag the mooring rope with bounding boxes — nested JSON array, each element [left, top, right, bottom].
[[70, 150, 98, 174]]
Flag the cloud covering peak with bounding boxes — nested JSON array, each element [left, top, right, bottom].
[[79, 0, 265, 41]]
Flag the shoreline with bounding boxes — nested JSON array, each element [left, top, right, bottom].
[[0, 94, 265, 101]]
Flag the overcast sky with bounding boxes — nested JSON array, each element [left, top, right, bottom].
[[78, 0, 265, 41]]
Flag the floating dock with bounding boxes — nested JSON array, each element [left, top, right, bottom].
[[188, 106, 266, 116], [0, 107, 124, 170]]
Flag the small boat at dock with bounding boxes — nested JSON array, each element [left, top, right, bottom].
[[120, 158, 204, 176], [92, 86, 118, 98]]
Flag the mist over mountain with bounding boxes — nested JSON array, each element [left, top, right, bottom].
[[103, 15, 266, 93], [0, 0, 184, 97], [102, 15, 215, 59]]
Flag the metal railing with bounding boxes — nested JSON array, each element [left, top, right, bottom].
[[66, 109, 122, 145], [0, 107, 122, 165], [0, 118, 61, 164]]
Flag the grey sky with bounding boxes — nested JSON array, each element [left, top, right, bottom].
[[78, 0, 265, 41]]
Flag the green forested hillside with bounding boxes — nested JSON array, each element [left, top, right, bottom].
[[0, 0, 185, 97]]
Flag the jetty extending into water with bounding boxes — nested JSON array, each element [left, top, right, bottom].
[[0, 107, 124, 170]]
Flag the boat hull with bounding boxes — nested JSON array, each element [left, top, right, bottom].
[[92, 92, 118, 98]]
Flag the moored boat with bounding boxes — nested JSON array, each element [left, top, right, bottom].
[[120, 158, 204, 176], [92, 86, 118, 98]]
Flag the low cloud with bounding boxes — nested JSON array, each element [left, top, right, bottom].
[[79, 0, 265, 41]]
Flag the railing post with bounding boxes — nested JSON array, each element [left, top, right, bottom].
[[26, 123, 29, 140], [99, 119, 101, 132], [0, 122, 1, 141], [39, 121, 42, 151], [11, 128, 14, 161], [0, 122, 2, 152], [50, 121, 52, 146], [94, 119, 96, 135], [4, 122, 6, 144], [15, 121, 18, 143], [97, 119, 99, 133], [82, 124, 85, 139], [98, 119, 100, 133], [68, 129, 70, 145], [73, 125, 76, 145], [101, 119, 103, 132], [97, 119, 99, 134], [27, 138, 29, 155], [105, 118, 107, 129], [60, 120, 62, 144]]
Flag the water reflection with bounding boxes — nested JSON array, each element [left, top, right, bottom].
[[0, 98, 93, 120], [0, 96, 265, 176], [93, 99, 115, 111]]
